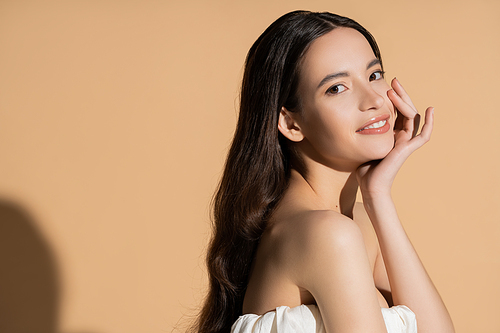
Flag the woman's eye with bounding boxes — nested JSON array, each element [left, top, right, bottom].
[[327, 84, 346, 95], [369, 70, 385, 81]]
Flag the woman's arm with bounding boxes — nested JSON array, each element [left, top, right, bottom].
[[357, 78, 455, 333], [364, 192, 454, 333]]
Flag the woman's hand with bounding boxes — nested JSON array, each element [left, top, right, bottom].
[[355, 79, 454, 333], [356, 77, 434, 199]]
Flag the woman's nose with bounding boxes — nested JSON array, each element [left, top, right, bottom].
[[358, 84, 385, 111]]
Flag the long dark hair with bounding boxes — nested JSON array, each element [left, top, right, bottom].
[[191, 10, 382, 333]]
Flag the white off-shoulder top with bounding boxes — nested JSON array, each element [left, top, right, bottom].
[[231, 304, 417, 333]]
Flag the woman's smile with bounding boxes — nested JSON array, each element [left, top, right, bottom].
[[356, 114, 391, 134]]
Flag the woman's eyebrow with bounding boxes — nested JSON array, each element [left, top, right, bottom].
[[367, 58, 381, 69], [316, 59, 381, 90], [317, 71, 349, 89]]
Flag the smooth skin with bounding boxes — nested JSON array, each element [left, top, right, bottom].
[[242, 28, 454, 333]]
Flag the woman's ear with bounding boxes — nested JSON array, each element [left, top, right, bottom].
[[278, 107, 304, 142]]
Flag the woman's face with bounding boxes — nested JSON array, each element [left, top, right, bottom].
[[292, 27, 395, 171]]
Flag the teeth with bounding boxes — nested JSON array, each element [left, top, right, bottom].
[[363, 120, 387, 130]]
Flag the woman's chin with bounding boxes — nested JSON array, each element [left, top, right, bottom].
[[364, 141, 394, 161], [356, 132, 395, 161]]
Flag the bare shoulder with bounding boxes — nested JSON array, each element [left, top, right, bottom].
[[274, 209, 362, 249], [293, 209, 363, 248], [271, 209, 386, 331], [271, 209, 367, 285]]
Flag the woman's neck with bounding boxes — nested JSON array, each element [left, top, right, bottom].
[[287, 163, 359, 218]]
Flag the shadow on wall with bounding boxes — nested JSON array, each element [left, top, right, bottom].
[[0, 199, 101, 333], [0, 199, 60, 333], [0, 199, 102, 333]]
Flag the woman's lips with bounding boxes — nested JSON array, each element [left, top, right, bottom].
[[356, 114, 391, 135]]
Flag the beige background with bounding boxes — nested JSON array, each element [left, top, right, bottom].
[[0, 0, 498, 332]]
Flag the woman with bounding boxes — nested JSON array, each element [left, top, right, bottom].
[[192, 10, 455, 333]]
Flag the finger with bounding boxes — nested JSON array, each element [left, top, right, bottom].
[[394, 108, 420, 137], [409, 107, 434, 148], [388, 89, 417, 134], [412, 113, 421, 138], [391, 78, 417, 110], [394, 109, 405, 131], [418, 107, 434, 141], [388, 89, 417, 119]]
